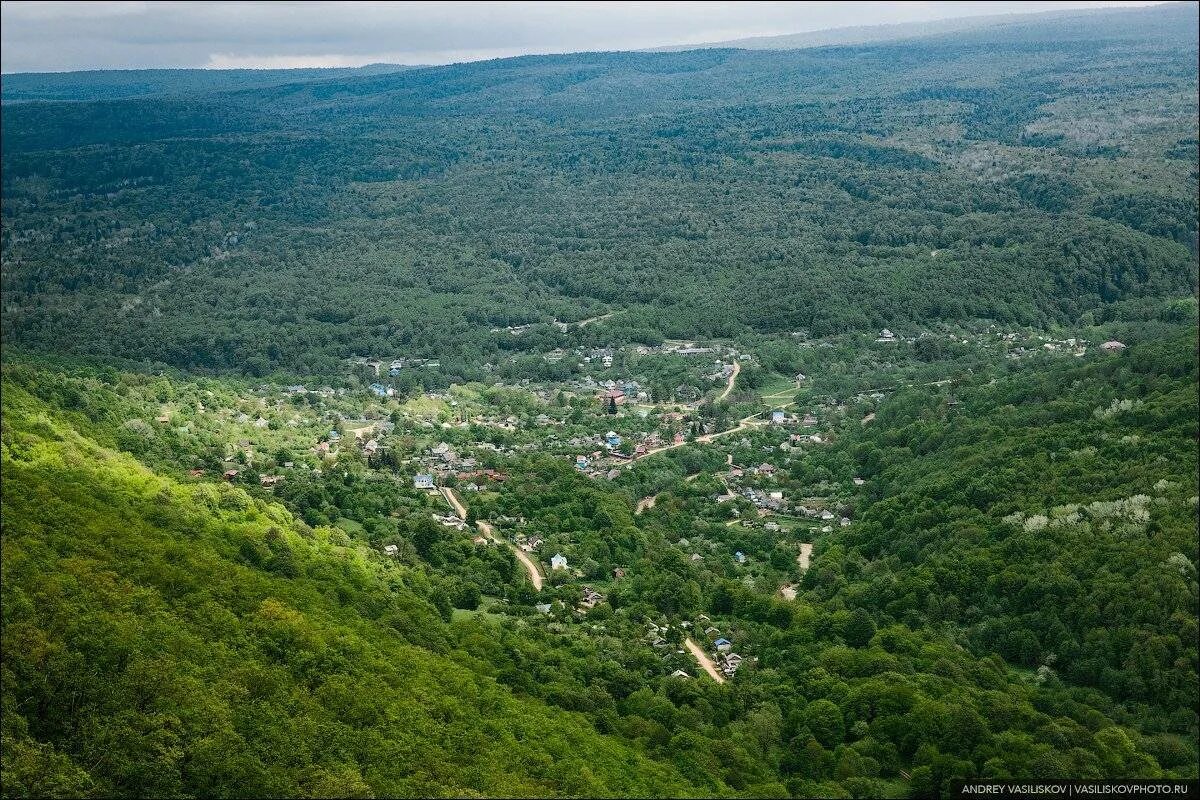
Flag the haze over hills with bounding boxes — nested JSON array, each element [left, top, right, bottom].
[[0, 63, 418, 104], [649, 2, 1184, 52], [1, 2, 1197, 798]]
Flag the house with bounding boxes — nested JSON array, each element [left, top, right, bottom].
[[550, 553, 569, 571], [853, 477, 866, 486], [612, 567, 626, 579], [673, 431, 686, 445], [820, 510, 835, 521], [580, 587, 605, 609], [363, 439, 379, 455], [383, 544, 399, 556], [536, 603, 553, 615], [369, 383, 389, 398], [876, 328, 897, 343], [690, 553, 703, 562], [260, 475, 283, 487], [520, 536, 544, 553], [714, 638, 732, 653], [597, 387, 626, 407], [187, 469, 206, 478], [605, 431, 622, 448], [1100, 340, 1127, 353], [734, 551, 747, 564], [795, 372, 807, 386], [770, 409, 786, 425], [222, 469, 239, 481], [366, 359, 382, 376], [840, 517, 852, 527], [413, 473, 435, 489], [671, 670, 691, 678], [575, 455, 589, 470], [757, 463, 776, 476]]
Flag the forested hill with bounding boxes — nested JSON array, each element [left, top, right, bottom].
[[0, 64, 417, 104], [2, 2, 1197, 378]]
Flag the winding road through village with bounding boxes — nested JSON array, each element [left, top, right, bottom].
[[443, 487, 544, 590]]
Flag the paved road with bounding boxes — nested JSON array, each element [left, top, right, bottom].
[[685, 637, 727, 684], [443, 487, 544, 590]]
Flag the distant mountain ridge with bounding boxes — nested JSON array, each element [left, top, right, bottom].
[[649, 2, 1185, 52], [0, 63, 419, 104]]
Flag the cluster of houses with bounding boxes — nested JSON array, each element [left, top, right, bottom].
[[699, 617, 748, 678], [350, 356, 438, 376]]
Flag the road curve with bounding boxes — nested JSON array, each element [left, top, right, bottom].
[[444, 487, 543, 590], [715, 360, 741, 403]]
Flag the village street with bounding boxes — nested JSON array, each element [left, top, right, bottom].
[[443, 487, 544, 590], [684, 637, 727, 684], [715, 359, 740, 402]]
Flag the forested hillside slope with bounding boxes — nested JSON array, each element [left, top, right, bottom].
[[0, 382, 716, 798], [2, 325, 1196, 798], [2, 2, 1196, 379]]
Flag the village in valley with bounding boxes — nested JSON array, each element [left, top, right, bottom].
[[121, 320, 1125, 684]]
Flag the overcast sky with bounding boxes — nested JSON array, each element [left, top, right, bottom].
[[0, 1, 1164, 73]]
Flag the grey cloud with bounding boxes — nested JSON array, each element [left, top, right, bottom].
[[0, 0, 1160, 73]]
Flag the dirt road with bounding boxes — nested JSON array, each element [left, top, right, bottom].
[[797, 542, 813, 572], [576, 312, 614, 328], [716, 360, 741, 403], [444, 487, 544, 590], [685, 637, 727, 684]]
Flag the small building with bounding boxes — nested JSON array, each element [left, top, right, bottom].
[[363, 439, 379, 455], [535, 603, 553, 615], [671, 669, 691, 679], [613, 567, 627, 579], [1100, 340, 1127, 353], [714, 638, 733, 653], [383, 544, 399, 556], [550, 553, 569, 571], [770, 409, 785, 425], [795, 372, 807, 386], [853, 477, 866, 486], [222, 469, 239, 481], [734, 551, 747, 564], [413, 473, 435, 489]]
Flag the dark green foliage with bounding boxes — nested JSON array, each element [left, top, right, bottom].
[[2, 4, 1196, 379]]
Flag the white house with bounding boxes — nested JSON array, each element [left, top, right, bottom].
[[551, 553, 569, 571]]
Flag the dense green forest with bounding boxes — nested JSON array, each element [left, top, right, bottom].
[[2, 3, 1197, 379], [3, 326, 1197, 798], [2, 4, 1198, 798]]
